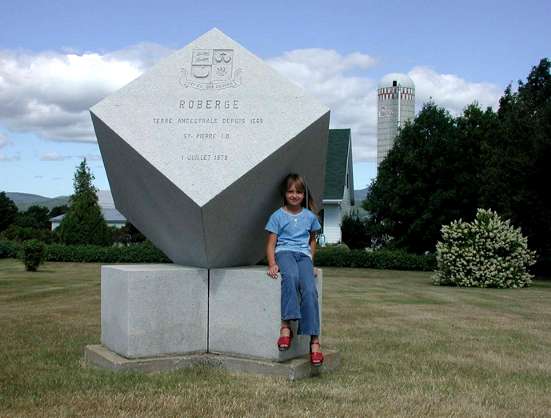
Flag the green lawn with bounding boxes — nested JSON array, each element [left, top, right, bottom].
[[1, 259, 550, 417]]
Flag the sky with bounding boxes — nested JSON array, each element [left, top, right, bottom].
[[0, 0, 549, 197]]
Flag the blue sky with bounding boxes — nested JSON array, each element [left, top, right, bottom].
[[1, 0, 549, 197]]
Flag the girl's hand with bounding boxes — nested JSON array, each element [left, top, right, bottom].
[[313, 267, 319, 277], [267, 264, 279, 279]]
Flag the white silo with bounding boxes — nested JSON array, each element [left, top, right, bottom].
[[377, 73, 415, 166]]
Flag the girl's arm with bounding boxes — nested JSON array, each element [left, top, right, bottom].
[[309, 232, 317, 259], [309, 232, 319, 277], [266, 233, 279, 279]]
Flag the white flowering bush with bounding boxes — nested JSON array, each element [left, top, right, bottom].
[[433, 209, 536, 288]]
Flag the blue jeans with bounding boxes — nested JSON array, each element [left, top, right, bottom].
[[276, 251, 320, 336]]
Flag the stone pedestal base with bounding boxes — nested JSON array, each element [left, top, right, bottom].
[[101, 264, 208, 358], [209, 266, 323, 361], [84, 344, 339, 380], [99, 264, 324, 367]]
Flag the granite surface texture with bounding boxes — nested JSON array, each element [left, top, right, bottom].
[[91, 28, 330, 268], [208, 266, 323, 361], [101, 264, 208, 358]]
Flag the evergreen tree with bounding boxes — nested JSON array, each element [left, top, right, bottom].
[[58, 159, 112, 246], [341, 213, 370, 249], [0, 192, 18, 233]]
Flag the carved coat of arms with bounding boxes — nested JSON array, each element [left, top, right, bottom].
[[180, 49, 242, 90]]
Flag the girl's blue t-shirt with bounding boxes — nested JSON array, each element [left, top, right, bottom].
[[265, 207, 322, 257]]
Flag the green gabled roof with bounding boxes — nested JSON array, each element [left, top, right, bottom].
[[324, 128, 352, 200]]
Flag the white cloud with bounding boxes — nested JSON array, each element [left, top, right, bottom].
[[0, 152, 20, 161], [268, 49, 503, 162], [268, 49, 378, 161], [40, 152, 71, 161], [0, 133, 16, 160], [409, 66, 501, 115], [39, 152, 103, 161], [77, 153, 102, 161], [0, 133, 12, 148], [0, 43, 170, 142], [0, 43, 503, 163]]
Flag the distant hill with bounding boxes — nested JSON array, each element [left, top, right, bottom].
[[351, 188, 370, 219], [354, 188, 368, 203], [8, 189, 369, 213], [5, 192, 70, 211]]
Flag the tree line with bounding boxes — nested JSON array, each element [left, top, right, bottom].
[[0, 159, 144, 246], [360, 58, 550, 258]]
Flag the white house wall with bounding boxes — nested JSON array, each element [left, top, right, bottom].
[[323, 204, 342, 243], [322, 139, 354, 245], [342, 140, 354, 215], [341, 181, 352, 215], [323, 189, 352, 245]]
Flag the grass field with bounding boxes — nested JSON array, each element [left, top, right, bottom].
[[1, 259, 550, 417]]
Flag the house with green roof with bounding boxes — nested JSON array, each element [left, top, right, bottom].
[[321, 128, 354, 244]]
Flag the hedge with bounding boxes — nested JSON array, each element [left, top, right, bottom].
[[1, 239, 549, 276], [0, 240, 21, 258], [45, 242, 170, 263], [0, 240, 169, 263], [315, 247, 437, 271]]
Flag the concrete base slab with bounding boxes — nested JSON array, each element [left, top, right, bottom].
[[84, 345, 339, 380]]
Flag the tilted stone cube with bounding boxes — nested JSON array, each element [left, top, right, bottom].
[[91, 28, 329, 268]]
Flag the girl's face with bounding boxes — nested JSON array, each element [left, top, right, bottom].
[[285, 182, 305, 208]]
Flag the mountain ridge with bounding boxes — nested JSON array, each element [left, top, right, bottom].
[[5, 192, 70, 211]]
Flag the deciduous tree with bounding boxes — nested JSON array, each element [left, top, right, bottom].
[[16, 205, 50, 229], [481, 58, 551, 255]]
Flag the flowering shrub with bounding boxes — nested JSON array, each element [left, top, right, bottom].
[[433, 209, 536, 288]]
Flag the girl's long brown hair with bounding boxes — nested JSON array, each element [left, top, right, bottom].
[[280, 173, 319, 215]]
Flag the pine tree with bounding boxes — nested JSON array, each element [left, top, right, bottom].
[[58, 159, 112, 246]]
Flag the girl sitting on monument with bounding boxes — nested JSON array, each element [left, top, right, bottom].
[[265, 173, 323, 366]]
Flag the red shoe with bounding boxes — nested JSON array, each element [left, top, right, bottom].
[[277, 326, 293, 351], [310, 342, 324, 367]]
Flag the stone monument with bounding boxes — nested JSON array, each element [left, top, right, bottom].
[[85, 28, 338, 378], [90, 28, 329, 268]]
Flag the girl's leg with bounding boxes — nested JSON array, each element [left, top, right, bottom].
[[310, 335, 321, 353], [296, 254, 320, 336], [275, 252, 301, 323]]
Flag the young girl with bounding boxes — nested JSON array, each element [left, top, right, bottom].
[[265, 173, 324, 366]]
